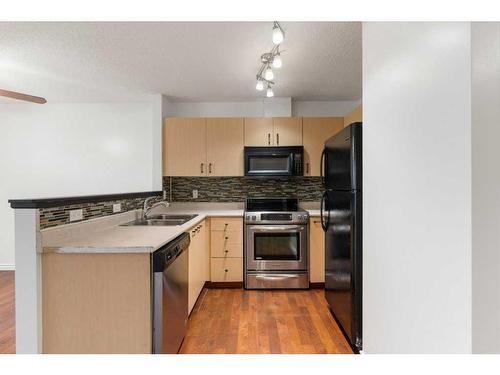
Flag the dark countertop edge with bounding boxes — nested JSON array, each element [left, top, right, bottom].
[[9, 191, 163, 209]]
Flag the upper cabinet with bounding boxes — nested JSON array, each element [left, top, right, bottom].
[[303, 117, 344, 176], [344, 105, 363, 127], [244, 117, 303, 146], [164, 116, 349, 177], [273, 117, 303, 146], [163, 117, 244, 177], [244, 118, 273, 146], [206, 118, 244, 176], [163, 118, 207, 176]]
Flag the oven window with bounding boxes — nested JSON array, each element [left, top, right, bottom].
[[254, 233, 300, 260], [249, 155, 290, 173]]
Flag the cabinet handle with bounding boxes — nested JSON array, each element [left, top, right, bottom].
[[200, 163, 204, 174], [224, 269, 228, 273], [225, 236, 229, 240], [306, 163, 309, 174], [276, 133, 279, 146], [209, 163, 212, 174], [313, 220, 321, 224], [268, 133, 271, 145], [225, 250, 229, 253]]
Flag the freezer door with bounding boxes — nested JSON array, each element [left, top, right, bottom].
[[323, 123, 362, 191], [324, 190, 362, 350]]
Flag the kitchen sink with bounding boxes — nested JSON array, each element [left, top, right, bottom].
[[120, 214, 198, 227]]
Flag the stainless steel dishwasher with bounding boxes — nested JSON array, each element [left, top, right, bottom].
[[152, 232, 190, 354]]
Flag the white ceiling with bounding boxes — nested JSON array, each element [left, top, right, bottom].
[[0, 22, 361, 103]]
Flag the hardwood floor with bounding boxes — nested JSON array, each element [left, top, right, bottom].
[[180, 288, 353, 354], [0, 272, 352, 354], [0, 271, 15, 354]]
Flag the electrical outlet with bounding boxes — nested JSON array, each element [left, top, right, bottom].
[[192, 189, 198, 199], [113, 203, 121, 213], [163, 190, 167, 200], [69, 209, 83, 222]]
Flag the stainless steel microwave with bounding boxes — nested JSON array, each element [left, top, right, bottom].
[[244, 146, 304, 176]]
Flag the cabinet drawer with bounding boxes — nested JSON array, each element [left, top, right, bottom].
[[211, 242, 243, 258], [211, 230, 243, 248], [210, 217, 243, 231], [210, 257, 243, 282]]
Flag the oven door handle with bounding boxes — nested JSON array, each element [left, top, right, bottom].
[[250, 226, 304, 232], [255, 274, 300, 280]]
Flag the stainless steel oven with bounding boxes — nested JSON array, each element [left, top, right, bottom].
[[246, 224, 307, 271], [244, 197, 309, 289]]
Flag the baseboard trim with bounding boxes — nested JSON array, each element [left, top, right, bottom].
[[0, 264, 15, 271], [310, 282, 325, 289], [205, 281, 243, 289]]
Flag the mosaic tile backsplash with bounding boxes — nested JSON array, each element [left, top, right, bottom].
[[163, 176, 322, 202], [39, 195, 162, 229]]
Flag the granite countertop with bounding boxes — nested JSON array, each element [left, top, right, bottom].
[[41, 202, 321, 254]]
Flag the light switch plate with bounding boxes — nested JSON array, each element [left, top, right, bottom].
[[113, 203, 121, 213], [192, 189, 198, 199], [69, 209, 83, 222]]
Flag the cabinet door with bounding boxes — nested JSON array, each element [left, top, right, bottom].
[[309, 217, 325, 283], [163, 118, 207, 176], [206, 118, 244, 176], [273, 117, 303, 146], [188, 220, 207, 315], [303, 117, 344, 176], [343, 105, 362, 127], [244, 118, 273, 146]]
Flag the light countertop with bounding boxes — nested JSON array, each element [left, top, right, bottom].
[[41, 202, 320, 254]]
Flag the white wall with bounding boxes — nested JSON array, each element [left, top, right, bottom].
[[363, 22, 472, 353], [0, 102, 157, 268], [471, 22, 500, 353], [292, 100, 361, 117], [165, 98, 359, 118]]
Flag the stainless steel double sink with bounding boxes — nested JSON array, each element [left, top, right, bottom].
[[120, 214, 198, 227]]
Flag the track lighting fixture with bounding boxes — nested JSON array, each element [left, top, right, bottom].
[[264, 66, 274, 81], [272, 22, 284, 45], [254, 22, 285, 96]]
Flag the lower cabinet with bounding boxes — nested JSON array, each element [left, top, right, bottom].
[[188, 219, 208, 315], [309, 217, 325, 283], [210, 217, 243, 282]]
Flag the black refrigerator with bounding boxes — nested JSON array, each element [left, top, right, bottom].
[[320, 122, 362, 351]]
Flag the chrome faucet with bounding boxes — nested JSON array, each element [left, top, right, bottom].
[[143, 197, 169, 220]]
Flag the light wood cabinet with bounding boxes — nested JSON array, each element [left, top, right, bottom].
[[206, 118, 244, 176], [163, 118, 207, 176], [303, 117, 344, 176], [42, 253, 151, 353], [309, 217, 325, 283], [344, 105, 362, 127], [210, 217, 244, 231], [273, 117, 303, 146], [244, 118, 274, 146], [210, 217, 243, 282], [188, 220, 208, 315], [210, 258, 244, 282], [244, 117, 303, 146]]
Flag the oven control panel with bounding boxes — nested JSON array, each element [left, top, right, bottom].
[[244, 211, 309, 224]]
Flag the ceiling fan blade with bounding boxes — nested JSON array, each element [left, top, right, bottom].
[[0, 89, 47, 104]]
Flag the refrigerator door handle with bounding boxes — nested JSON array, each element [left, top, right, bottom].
[[320, 190, 330, 232], [320, 148, 326, 188]]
